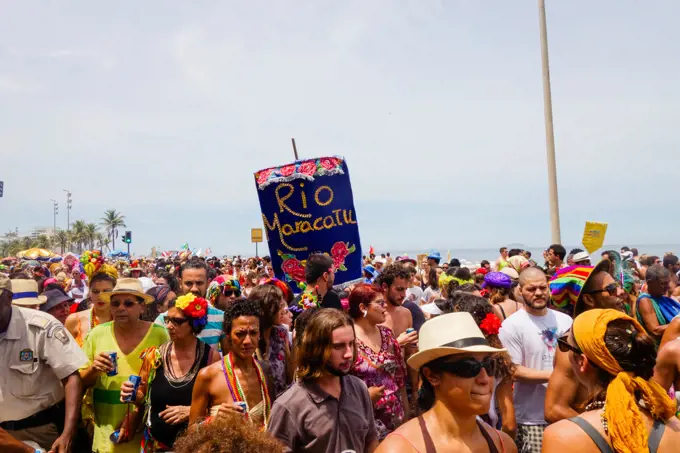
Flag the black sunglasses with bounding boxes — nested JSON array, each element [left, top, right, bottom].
[[435, 357, 496, 378], [110, 300, 138, 308], [163, 316, 189, 326], [583, 282, 620, 296], [557, 335, 582, 355], [223, 289, 240, 297]]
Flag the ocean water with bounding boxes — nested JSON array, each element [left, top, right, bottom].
[[388, 244, 680, 267]]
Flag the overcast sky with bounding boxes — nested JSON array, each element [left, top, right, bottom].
[[1, 1, 678, 255]]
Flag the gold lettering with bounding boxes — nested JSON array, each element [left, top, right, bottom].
[[276, 183, 311, 218], [323, 216, 336, 229], [343, 209, 358, 225], [282, 224, 296, 236], [313, 218, 324, 231], [261, 213, 307, 252], [333, 209, 343, 226], [315, 186, 334, 207], [300, 221, 313, 233], [300, 183, 308, 209]]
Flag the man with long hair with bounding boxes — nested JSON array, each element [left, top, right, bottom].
[[268, 309, 378, 453]]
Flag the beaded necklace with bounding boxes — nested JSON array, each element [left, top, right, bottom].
[[221, 352, 271, 430], [89, 306, 101, 330]]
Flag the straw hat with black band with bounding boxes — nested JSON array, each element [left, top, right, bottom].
[[408, 312, 506, 371], [100, 278, 155, 304]]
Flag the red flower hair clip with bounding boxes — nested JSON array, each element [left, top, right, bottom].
[[479, 313, 502, 336]]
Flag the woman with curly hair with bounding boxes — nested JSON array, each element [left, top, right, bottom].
[[120, 293, 219, 452], [174, 414, 283, 453], [189, 299, 276, 430], [452, 293, 518, 439]]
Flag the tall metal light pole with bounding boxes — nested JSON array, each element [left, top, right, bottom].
[[538, 0, 562, 243], [50, 199, 58, 234], [62, 189, 72, 232]]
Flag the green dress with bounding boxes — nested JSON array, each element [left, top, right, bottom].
[[81, 322, 169, 453]]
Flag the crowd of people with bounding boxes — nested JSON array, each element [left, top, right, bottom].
[[1, 244, 680, 453]]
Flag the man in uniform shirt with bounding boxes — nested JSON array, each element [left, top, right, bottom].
[[0, 277, 87, 453]]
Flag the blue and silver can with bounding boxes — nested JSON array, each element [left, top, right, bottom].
[[123, 375, 141, 403], [235, 401, 247, 413], [107, 352, 118, 376]]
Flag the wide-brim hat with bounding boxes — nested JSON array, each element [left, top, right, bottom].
[[407, 312, 506, 371], [549, 259, 611, 317], [100, 278, 155, 304], [11, 279, 47, 306], [41, 288, 74, 312]]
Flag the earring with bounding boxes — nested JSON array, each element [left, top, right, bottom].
[[363, 311, 367, 318]]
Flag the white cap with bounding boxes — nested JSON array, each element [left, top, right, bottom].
[[573, 252, 591, 263]]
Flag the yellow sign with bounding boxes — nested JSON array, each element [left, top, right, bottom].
[[582, 221, 608, 254], [251, 228, 263, 243]]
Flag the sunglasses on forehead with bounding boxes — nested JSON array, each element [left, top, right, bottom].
[[432, 356, 497, 378]]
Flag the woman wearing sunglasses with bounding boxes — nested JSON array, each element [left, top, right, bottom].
[[119, 293, 219, 452], [349, 284, 410, 440], [376, 312, 515, 453], [206, 276, 242, 311], [543, 309, 680, 453], [79, 279, 170, 453], [452, 293, 517, 440]]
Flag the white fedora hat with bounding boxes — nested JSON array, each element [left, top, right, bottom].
[[100, 278, 154, 304], [11, 279, 48, 306], [407, 312, 506, 371]]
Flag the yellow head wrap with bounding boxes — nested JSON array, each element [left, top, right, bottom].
[[573, 309, 675, 453]]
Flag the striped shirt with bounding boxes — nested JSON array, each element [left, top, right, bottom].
[[154, 305, 225, 348]]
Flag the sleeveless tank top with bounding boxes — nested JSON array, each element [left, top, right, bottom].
[[149, 341, 211, 447]]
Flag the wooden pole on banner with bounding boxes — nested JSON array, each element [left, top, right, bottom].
[[291, 138, 299, 160]]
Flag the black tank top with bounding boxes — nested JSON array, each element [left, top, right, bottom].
[[149, 341, 211, 448]]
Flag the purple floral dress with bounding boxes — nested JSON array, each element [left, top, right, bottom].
[[351, 325, 406, 440], [268, 325, 291, 396]]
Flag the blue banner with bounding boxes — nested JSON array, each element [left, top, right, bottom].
[[254, 156, 362, 290]]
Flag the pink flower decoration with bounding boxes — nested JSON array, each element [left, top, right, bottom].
[[298, 161, 317, 176], [279, 164, 296, 177], [257, 168, 273, 185]]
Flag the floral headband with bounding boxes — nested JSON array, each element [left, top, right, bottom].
[[174, 294, 209, 330]]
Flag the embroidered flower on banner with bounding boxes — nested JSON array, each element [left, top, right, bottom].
[[319, 158, 337, 171], [279, 164, 296, 177], [256, 168, 274, 185], [330, 241, 356, 272], [297, 161, 317, 177]]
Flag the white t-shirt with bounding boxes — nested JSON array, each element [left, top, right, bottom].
[[421, 287, 441, 304], [498, 308, 572, 425], [406, 286, 423, 305]]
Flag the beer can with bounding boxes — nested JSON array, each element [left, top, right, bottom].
[[107, 352, 118, 376], [235, 401, 247, 413], [109, 430, 120, 444], [123, 375, 141, 403]]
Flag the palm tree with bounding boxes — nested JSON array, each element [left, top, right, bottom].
[[71, 220, 88, 253], [54, 230, 70, 254], [84, 223, 98, 250], [95, 232, 111, 252], [34, 235, 52, 249], [101, 209, 126, 251]]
